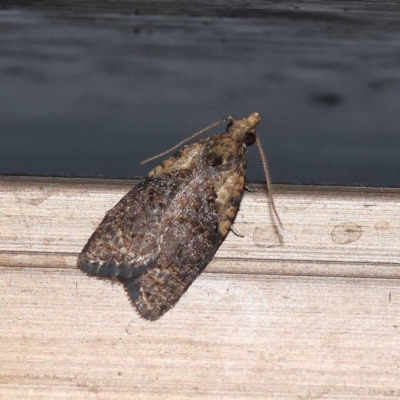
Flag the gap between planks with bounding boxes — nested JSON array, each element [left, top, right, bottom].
[[0, 176, 400, 278]]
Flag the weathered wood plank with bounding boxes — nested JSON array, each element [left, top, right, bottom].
[[1, 177, 400, 278], [1, 176, 400, 399], [1, 267, 400, 399]]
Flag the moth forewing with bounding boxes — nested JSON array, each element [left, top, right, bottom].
[[78, 112, 280, 320]]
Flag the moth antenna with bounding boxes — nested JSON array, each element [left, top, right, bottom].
[[256, 136, 284, 230], [140, 116, 234, 165]]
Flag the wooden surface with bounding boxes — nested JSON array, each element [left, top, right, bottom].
[[1, 176, 400, 399]]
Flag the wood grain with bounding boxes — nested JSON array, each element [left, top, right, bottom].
[[1, 176, 400, 276], [1, 176, 400, 399], [1, 268, 400, 399]]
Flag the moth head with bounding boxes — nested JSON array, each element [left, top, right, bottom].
[[226, 112, 260, 147]]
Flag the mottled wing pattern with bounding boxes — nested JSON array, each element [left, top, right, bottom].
[[78, 133, 248, 320], [78, 169, 191, 279], [122, 179, 223, 320]]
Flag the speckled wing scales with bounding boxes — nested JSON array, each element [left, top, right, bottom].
[[78, 125, 251, 320], [78, 146, 197, 280], [121, 136, 248, 320], [121, 180, 224, 320]]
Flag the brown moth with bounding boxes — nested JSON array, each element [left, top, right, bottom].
[[78, 113, 281, 321]]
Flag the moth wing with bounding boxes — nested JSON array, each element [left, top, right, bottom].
[[78, 145, 200, 279], [121, 162, 247, 321], [79, 132, 248, 320]]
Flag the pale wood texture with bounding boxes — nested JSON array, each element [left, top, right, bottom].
[[1, 176, 400, 399]]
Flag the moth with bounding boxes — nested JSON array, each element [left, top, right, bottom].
[[78, 113, 281, 320]]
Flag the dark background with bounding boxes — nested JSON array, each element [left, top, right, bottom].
[[1, 1, 400, 185]]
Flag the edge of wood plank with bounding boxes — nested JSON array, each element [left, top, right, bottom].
[[1, 176, 400, 279]]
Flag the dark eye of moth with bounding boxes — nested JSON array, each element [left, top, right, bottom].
[[244, 132, 256, 147], [225, 121, 233, 132]]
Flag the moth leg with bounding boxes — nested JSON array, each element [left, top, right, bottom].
[[245, 183, 257, 193], [230, 225, 245, 238]]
